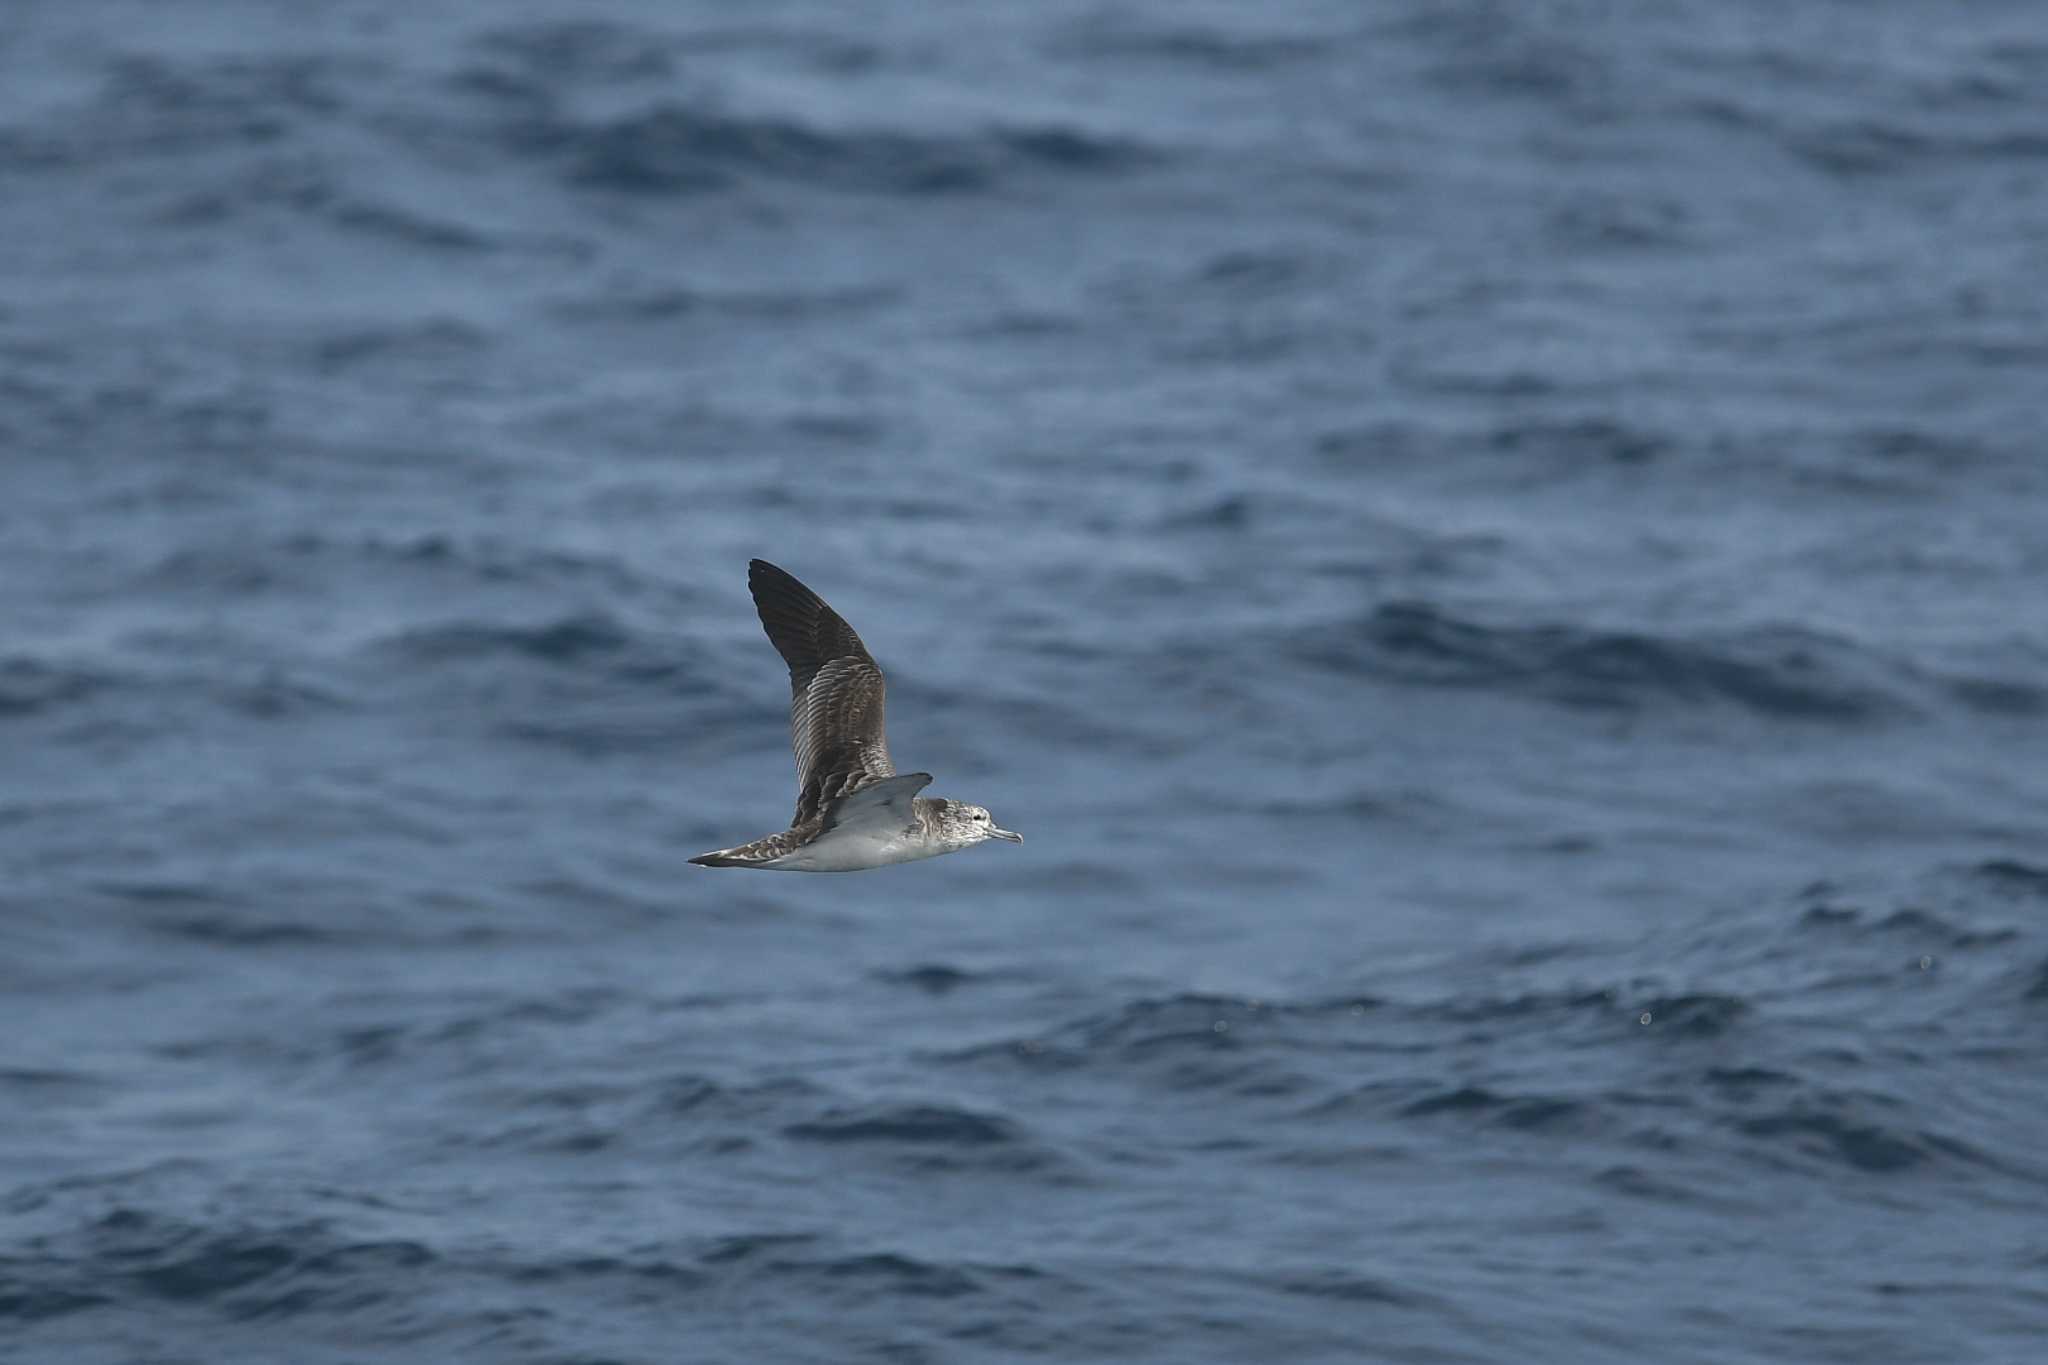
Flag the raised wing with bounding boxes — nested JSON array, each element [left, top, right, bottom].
[[748, 559, 897, 827]]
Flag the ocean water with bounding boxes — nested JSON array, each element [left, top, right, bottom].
[[4, 1, 2047, 1361]]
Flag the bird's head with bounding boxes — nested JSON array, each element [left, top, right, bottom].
[[939, 801, 1022, 849]]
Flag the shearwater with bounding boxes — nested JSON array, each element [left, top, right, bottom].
[[689, 560, 1023, 872]]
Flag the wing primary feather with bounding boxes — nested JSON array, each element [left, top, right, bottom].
[[747, 561, 896, 827], [749, 559, 875, 696]]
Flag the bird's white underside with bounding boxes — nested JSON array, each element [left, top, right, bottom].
[[753, 825, 955, 872], [757, 773, 944, 870]]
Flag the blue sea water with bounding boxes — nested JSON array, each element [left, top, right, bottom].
[[3, 1, 2047, 1361]]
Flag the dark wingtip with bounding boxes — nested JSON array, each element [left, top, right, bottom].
[[746, 559, 871, 685], [747, 559, 816, 614]]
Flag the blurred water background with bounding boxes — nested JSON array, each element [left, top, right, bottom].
[[4, 2, 2047, 1361]]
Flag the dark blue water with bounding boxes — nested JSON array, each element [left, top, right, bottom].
[[5, 3, 2048, 1361]]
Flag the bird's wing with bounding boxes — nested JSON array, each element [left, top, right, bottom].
[[748, 559, 897, 828], [817, 771, 932, 837]]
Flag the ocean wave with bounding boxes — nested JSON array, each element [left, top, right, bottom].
[[144, 915, 342, 949], [462, 1073, 824, 1158], [1415, 986, 1626, 1026], [357, 610, 727, 729], [1701, 1066, 1799, 1095], [648, 1074, 825, 1122], [948, 982, 1777, 1115], [0, 1285, 110, 1324], [1334, 1057, 2020, 1183], [1731, 1105, 1998, 1176], [872, 963, 995, 995], [309, 318, 492, 371], [1784, 118, 2048, 179], [969, 983, 1748, 1067], [1484, 415, 1673, 465], [0, 1066, 104, 1097], [156, 160, 503, 254], [3, 1195, 1067, 1333], [1293, 602, 1907, 720], [360, 533, 665, 599], [1048, 18, 1332, 72], [781, 1102, 1072, 1177], [700, 1235, 1061, 1305], [0, 649, 344, 729], [141, 544, 296, 596], [1411, 14, 1614, 116], [756, 1251, 982, 1299], [1591, 1164, 1708, 1204], [1795, 897, 2024, 952], [1298, 1074, 1617, 1144], [1545, 192, 1694, 250], [136, 533, 670, 611], [0, 53, 350, 170], [943, 992, 1381, 1084], [0, 657, 109, 716], [470, 19, 680, 84], [495, 100, 1154, 198], [547, 281, 899, 325], [1941, 673, 2048, 716], [783, 1102, 1024, 1147], [0, 1206, 434, 1325], [1975, 859, 2048, 897], [1260, 1268, 1424, 1306], [373, 612, 638, 666], [1398, 1084, 1592, 1132], [1632, 993, 1750, 1038]]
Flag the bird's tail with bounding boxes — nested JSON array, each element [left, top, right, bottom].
[[688, 850, 761, 868], [688, 838, 784, 869]]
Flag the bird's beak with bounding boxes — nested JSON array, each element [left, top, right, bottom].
[[990, 826, 1023, 843]]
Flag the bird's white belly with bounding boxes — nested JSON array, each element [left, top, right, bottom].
[[766, 827, 951, 872]]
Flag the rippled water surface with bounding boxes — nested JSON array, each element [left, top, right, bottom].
[[5, 2, 2048, 1362]]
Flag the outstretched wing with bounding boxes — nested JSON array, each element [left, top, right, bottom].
[[748, 560, 897, 827]]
